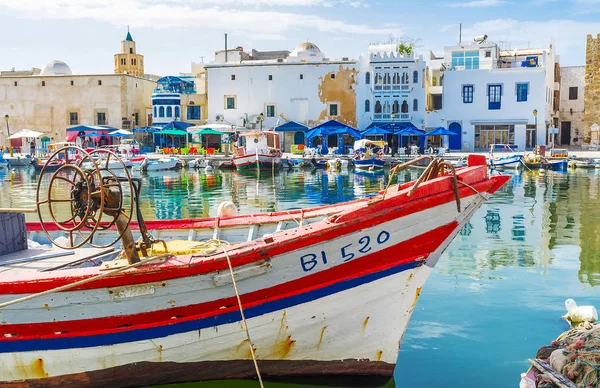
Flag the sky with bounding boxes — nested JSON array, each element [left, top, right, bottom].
[[0, 0, 599, 76]]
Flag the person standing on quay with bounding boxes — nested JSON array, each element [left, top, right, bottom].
[[30, 140, 35, 157]]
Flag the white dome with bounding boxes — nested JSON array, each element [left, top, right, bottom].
[[291, 42, 323, 58], [40, 60, 73, 76]]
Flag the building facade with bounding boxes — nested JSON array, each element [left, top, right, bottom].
[[440, 38, 558, 151], [205, 42, 358, 152], [114, 30, 144, 77], [151, 63, 208, 126], [0, 59, 155, 150], [558, 66, 585, 146], [355, 44, 426, 134]]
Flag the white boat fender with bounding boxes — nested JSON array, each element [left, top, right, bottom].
[[539, 168, 545, 175], [564, 298, 598, 324], [568, 160, 577, 169], [217, 201, 238, 218], [204, 165, 214, 173], [519, 373, 535, 388]]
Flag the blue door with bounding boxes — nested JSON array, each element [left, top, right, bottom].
[[488, 84, 502, 110], [294, 131, 305, 145], [449, 122, 462, 150]]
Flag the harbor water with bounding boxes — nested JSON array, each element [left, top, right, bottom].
[[1, 166, 599, 387]]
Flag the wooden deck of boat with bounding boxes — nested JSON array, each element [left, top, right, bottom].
[[0, 246, 117, 275]]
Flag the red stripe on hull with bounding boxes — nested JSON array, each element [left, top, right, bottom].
[[0, 171, 497, 294], [0, 222, 457, 340]]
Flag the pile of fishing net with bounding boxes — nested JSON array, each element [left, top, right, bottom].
[[538, 322, 600, 387]]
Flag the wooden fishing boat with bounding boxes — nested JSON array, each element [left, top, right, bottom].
[[0, 147, 508, 388], [233, 131, 282, 171], [354, 158, 385, 170], [488, 154, 523, 169]]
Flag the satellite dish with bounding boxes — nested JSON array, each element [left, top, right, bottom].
[[474, 35, 488, 44]]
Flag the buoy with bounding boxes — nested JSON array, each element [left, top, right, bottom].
[[539, 168, 545, 175], [564, 298, 598, 325], [568, 160, 577, 169], [204, 165, 213, 173], [217, 201, 238, 218]]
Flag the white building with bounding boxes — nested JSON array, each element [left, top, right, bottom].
[[205, 42, 359, 152], [439, 38, 559, 151], [558, 66, 585, 146], [355, 44, 426, 139]]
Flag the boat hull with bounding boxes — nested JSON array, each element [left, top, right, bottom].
[[489, 155, 522, 169], [234, 153, 281, 170], [354, 159, 385, 170], [524, 159, 567, 170], [144, 158, 179, 171]]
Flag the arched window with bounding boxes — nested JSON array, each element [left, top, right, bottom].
[[413, 99, 418, 111], [383, 101, 391, 114], [392, 100, 400, 114], [413, 70, 418, 83], [393, 72, 400, 84], [365, 99, 370, 112], [365, 72, 371, 85], [174, 106, 180, 119], [401, 100, 409, 113], [383, 73, 391, 85], [402, 73, 409, 84], [159, 106, 165, 117], [374, 101, 382, 114], [375, 73, 382, 84], [166, 106, 173, 117], [153, 106, 157, 117]]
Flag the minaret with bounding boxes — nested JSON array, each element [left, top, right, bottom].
[[114, 27, 144, 77]]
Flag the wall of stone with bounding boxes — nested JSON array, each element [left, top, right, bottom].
[[584, 34, 600, 143]]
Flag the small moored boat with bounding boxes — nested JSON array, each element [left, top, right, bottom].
[[489, 154, 523, 169], [233, 131, 282, 171]]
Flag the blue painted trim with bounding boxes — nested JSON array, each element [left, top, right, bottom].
[[1, 260, 422, 353]]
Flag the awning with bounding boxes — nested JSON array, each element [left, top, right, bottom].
[[275, 121, 309, 132], [191, 128, 224, 136], [133, 126, 161, 133], [363, 121, 417, 133], [154, 121, 195, 131], [66, 125, 118, 132], [8, 129, 44, 139], [108, 129, 133, 137], [155, 129, 189, 136], [397, 127, 426, 136], [187, 124, 236, 134]]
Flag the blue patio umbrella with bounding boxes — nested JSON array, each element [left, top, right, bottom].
[[397, 127, 425, 136], [361, 126, 392, 137], [426, 127, 456, 136]]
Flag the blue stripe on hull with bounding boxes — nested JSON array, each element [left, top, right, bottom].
[[1, 259, 422, 353]]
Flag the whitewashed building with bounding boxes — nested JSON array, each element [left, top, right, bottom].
[[205, 43, 359, 152], [439, 38, 559, 151], [558, 66, 585, 146], [356, 44, 427, 138]]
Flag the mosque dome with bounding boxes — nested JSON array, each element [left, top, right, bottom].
[[40, 60, 73, 76], [291, 42, 323, 58]]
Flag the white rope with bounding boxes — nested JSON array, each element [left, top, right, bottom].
[[220, 243, 264, 388]]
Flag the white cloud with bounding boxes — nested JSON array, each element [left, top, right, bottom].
[[0, 0, 390, 36], [447, 0, 505, 7]]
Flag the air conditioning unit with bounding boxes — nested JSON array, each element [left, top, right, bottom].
[[215, 114, 224, 121]]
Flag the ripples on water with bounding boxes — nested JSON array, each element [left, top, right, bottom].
[[2, 167, 600, 387]]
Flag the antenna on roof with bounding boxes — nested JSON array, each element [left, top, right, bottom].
[[127, 25, 129, 33], [459, 23, 462, 44]]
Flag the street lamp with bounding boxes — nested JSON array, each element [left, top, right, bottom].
[[131, 113, 136, 131], [532, 109, 538, 150], [258, 112, 264, 131], [4, 115, 12, 157]]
